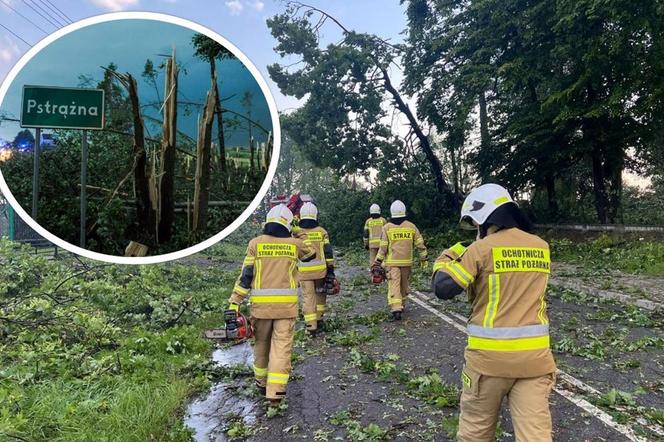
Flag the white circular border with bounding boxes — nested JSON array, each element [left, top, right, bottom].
[[0, 12, 281, 264]]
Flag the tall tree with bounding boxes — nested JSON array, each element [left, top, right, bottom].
[[268, 2, 458, 211], [403, 0, 663, 223]]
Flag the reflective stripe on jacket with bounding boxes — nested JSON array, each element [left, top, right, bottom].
[[293, 226, 334, 281], [229, 235, 315, 319], [375, 221, 427, 267], [364, 217, 386, 248]]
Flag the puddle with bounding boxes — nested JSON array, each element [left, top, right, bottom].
[[185, 342, 259, 441], [212, 342, 254, 366]]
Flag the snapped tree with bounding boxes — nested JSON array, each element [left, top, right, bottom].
[[267, 1, 459, 212]]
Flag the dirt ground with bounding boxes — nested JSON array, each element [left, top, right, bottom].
[[189, 254, 664, 441]]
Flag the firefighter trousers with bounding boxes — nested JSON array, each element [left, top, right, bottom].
[[458, 365, 555, 442], [386, 266, 411, 312], [252, 318, 296, 400], [301, 280, 326, 331], [369, 247, 378, 268]]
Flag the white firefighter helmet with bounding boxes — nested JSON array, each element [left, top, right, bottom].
[[266, 204, 294, 231], [369, 204, 380, 215], [390, 200, 406, 218], [300, 202, 318, 220], [460, 184, 516, 230]]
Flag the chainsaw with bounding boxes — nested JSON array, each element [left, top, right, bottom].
[[204, 310, 254, 344], [317, 274, 341, 295], [371, 265, 386, 284]]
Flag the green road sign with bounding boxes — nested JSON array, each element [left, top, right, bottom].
[[21, 85, 105, 130]]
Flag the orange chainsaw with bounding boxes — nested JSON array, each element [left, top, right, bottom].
[[371, 264, 386, 284], [317, 274, 341, 295], [204, 310, 254, 344]]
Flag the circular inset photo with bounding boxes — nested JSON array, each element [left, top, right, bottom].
[[0, 12, 279, 263]]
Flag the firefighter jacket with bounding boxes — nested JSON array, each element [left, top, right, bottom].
[[363, 217, 386, 249], [229, 235, 316, 319], [432, 227, 556, 378], [375, 220, 427, 267], [293, 226, 335, 281]]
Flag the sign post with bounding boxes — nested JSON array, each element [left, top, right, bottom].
[[21, 85, 105, 248], [31, 127, 40, 219], [80, 130, 88, 248]]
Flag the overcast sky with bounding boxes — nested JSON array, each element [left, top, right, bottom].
[[0, 17, 273, 145]]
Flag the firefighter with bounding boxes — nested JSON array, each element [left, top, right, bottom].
[[292, 202, 336, 335], [431, 184, 556, 442], [227, 204, 316, 405], [372, 200, 428, 320], [363, 204, 386, 268]]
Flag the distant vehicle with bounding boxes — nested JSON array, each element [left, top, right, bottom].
[[268, 193, 315, 218], [40, 133, 55, 148]]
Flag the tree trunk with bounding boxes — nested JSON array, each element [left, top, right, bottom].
[[210, 59, 227, 175], [158, 51, 178, 243], [606, 145, 624, 223], [478, 90, 491, 182], [544, 172, 558, 219], [379, 66, 458, 209], [447, 123, 464, 195], [126, 75, 157, 240], [193, 78, 218, 232], [250, 136, 255, 176], [590, 144, 609, 224]]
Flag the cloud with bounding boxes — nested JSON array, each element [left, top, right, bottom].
[[91, 0, 139, 11], [252, 1, 264, 12], [225, 0, 243, 15], [0, 36, 20, 63]]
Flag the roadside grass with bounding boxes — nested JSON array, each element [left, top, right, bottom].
[[0, 240, 236, 441], [550, 235, 664, 276]]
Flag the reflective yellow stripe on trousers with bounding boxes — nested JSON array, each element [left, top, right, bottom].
[[267, 372, 289, 385]]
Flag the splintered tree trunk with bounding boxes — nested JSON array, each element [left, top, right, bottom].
[[210, 60, 227, 175], [250, 136, 255, 176], [264, 132, 273, 171], [126, 75, 157, 239], [193, 78, 218, 232], [158, 50, 178, 243]]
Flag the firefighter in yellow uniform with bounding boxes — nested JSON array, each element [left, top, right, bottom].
[[292, 202, 335, 336], [228, 204, 316, 405], [431, 184, 556, 442], [363, 204, 386, 268], [372, 200, 428, 320]]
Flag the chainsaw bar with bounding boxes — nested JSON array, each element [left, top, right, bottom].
[[203, 329, 250, 346], [204, 329, 229, 339]]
